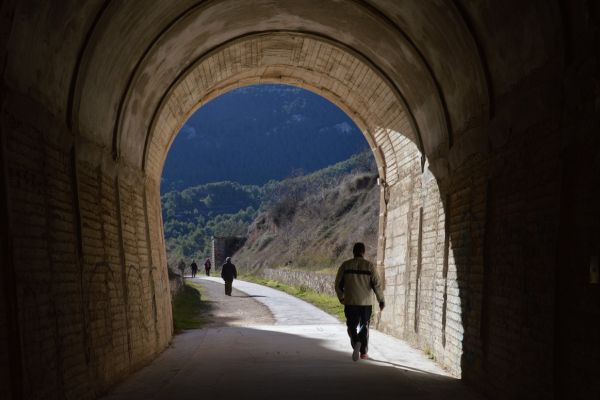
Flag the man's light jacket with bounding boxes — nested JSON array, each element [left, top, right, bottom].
[[335, 256, 384, 306]]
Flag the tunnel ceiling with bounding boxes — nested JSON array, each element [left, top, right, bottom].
[[3, 0, 561, 179]]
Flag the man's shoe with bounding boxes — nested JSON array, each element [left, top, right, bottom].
[[352, 342, 361, 362], [360, 353, 369, 360]]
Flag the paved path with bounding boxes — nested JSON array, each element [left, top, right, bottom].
[[102, 277, 485, 400]]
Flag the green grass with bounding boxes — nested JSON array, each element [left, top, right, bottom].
[[172, 281, 210, 333], [424, 345, 436, 360], [240, 274, 345, 321]]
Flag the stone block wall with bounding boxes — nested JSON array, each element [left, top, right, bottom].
[[0, 101, 21, 400], [212, 236, 246, 270], [377, 135, 468, 376], [552, 9, 600, 396], [0, 91, 173, 398], [376, 98, 566, 400], [3, 105, 92, 399], [256, 268, 336, 297]]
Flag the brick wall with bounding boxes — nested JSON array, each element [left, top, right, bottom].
[[377, 135, 468, 376], [0, 93, 18, 400], [3, 105, 93, 399], [373, 98, 572, 400], [375, 88, 568, 400], [553, 4, 600, 396], [0, 91, 173, 398]]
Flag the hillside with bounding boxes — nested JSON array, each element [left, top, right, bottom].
[[233, 156, 379, 273], [162, 181, 261, 264], [161, 84, 369, 192], [161, 151, 378, 267]]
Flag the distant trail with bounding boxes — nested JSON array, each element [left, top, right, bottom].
[[200, 276, 339, 325], [101, 278, 483, 400], [196, 278, 275, 327]]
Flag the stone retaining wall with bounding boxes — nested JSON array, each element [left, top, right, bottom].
[[256, 268, 336, 297]]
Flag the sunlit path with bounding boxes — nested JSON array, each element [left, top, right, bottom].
[[101, 278, 484, 400]]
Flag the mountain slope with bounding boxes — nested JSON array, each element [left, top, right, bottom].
[[162, 182, 261, 264], [161, 151, 378, 267], [234, 160, 379, 272]]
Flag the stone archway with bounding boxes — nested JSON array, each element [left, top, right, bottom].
[[131, 30, 467, 377], [144, 31, 421, 278], [2, 1, 597, 400]]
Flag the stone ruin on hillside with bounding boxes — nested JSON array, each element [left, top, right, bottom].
[[212, 236, 247, 269]]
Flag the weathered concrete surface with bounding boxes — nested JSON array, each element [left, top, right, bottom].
[[101, 277, 483, 400], [0, 1, 598, 399]]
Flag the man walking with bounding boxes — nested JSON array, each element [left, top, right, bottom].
[[221, 257, 237, 296], [204, 258, 212, 276], [334, 242, 385, 361], [190, 260, 198, 278]]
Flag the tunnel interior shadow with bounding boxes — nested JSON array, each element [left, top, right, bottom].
[[367, 358, 446, 375], [107, 277, 484, 399], [102, 325, 483, 400]]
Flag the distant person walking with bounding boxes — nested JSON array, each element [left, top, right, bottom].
[[190, 260, 198, 278], [221, 257, 237, 296], [204, 258, 212, 276], [334, 242, 385, 361], [177, 259, 186, 278]]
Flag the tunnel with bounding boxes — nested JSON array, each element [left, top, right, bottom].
[[0, 1, 599, 399]]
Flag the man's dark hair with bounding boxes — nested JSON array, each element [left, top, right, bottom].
[[353, 242, 365, 257]]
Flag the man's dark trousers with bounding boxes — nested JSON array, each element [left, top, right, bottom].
[[224, 280, 233, 296], [344, 305, 372, 355]]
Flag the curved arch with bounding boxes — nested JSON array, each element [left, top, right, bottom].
[[355, 0, 454, 146], [75, 0, 475, 168], [155, 78, 388, 181], [66, 0, 113, 131], [137, 32, 421, 189]]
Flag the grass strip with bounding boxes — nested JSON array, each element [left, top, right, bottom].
[[240, 274, 345, 321], [172, 281, 210, 333]]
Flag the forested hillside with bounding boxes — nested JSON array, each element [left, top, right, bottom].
[[161, 151, 378, 267], [161, 84, 369, 192], [162, 182, 261, 264]]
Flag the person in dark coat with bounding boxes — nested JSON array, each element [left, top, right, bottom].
[[221, 257, 237, 296], [190, 260, 198, 278], [204, 258, 212, 276]]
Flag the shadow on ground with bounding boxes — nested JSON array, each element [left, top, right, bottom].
[[103, 325, 483, 400]]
